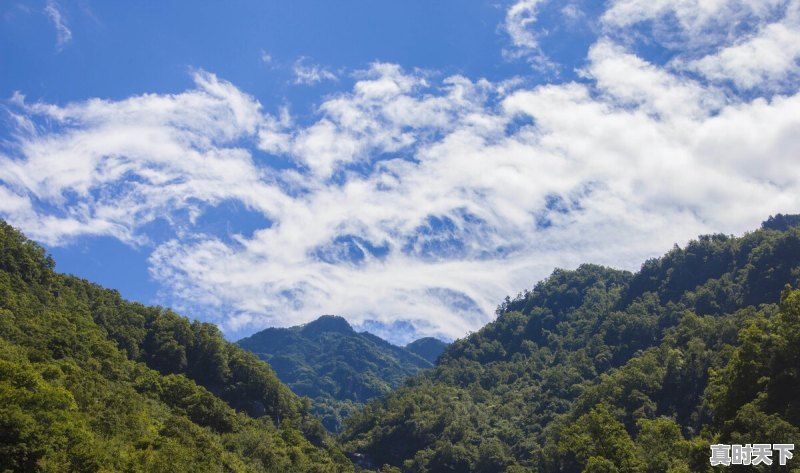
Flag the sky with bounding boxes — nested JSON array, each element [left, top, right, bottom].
[[1, 0, 800, 345]]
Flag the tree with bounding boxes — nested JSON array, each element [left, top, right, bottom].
[[559, 405, 644, 473]]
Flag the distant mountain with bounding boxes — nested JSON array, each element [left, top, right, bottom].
[[237, 316, 446, 431], [405, 337, 448, 364]]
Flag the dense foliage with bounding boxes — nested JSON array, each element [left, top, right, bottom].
[[5, 212, 800, 472], [0, 220, 352, 472], [405, 338, 448, 365], [341, 216, 800, 472], [238, 316, 441, 432]]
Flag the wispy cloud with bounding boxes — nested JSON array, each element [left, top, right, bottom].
[[680, 2, 800, 90], [602, 0, 786, 37], [0, 71, 265, 246], [2, 1, 800, 343], [293, 57, 338, 85], [501, 0, 555, 69], [602, 0, 800, 91], [44, 0, 72, 51], [504, 0, 545, 50]]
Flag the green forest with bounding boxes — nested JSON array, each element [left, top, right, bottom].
[[0, 220, 351, 472], [3, 216, 800, 472], [340, 215, 800, 472], [238, 316, 445, 432], [404, 338, 449, 365]]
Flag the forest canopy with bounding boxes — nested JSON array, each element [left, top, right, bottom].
[[340, 215, 800, 472], [0, 220, 352, 472], [238, 315, 441, 432], [3, 215, 800, 472]]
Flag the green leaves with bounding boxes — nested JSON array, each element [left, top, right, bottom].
[[559, 405, 644, 473], [0, 359, 100, 472]]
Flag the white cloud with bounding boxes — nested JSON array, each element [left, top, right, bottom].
[[585, 40, 726, 119], [143, 56, 800, 341], [600, 0, 800, 93], [681, 3, 800, 89], [561, 4, 585, 23], [602, 0, 785, 35], [502, 0, 555, 69], [505, 0, 545, 50], [266, 63, 492, 179], [293, 57, 338, 85], [44, 0, 72, 50], [3, 3, 800, 343], [0, 71, 270, 246]]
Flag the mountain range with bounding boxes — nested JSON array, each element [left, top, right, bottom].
[[2, 215, 800, 472], [339, 215, 800, 472], [0, 220, 350, 472], [238, 315, 447, 432]]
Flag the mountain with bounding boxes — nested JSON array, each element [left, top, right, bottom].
[[405, 337, 448, 364], [237, 316, 443, 432], [7, 211, 800, 472], [340, 215, 800, 472], [0, 220, 352, 472]]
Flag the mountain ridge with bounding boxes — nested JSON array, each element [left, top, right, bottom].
[[0, 219, 352, 472], [4, 214, 800, 471], [238, 315, 445, 432], [340, 214, 800, 472], [405, 337, 448, 364]]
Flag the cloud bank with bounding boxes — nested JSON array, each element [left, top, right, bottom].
[[2, 0, 799, 343]]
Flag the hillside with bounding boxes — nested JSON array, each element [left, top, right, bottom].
[[0, 220, 352, 472], [6, 211, 800, 472], [238, 316, 442, 432], [405, 337, 448, 364], [340, 216, 800, 472]]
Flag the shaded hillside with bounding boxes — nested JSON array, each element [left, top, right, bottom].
[[238, 316, 440, 432], [0, 220, 352, 472], [405, 337, 448, 364], [341, 215, 800, 472]]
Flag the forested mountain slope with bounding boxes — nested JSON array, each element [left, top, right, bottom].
[[238, 316, 442, 432], [0, 220, 352, 472], [405, 337, 448, 364], [341, 216, 800, 472]]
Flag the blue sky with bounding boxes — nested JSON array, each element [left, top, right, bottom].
[[2, 0, 800, 344]]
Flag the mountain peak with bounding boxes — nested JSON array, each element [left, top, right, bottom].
[[237, 314, 435, 431], [405, 337, 448, 364], [300, 315, 354, 337]]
